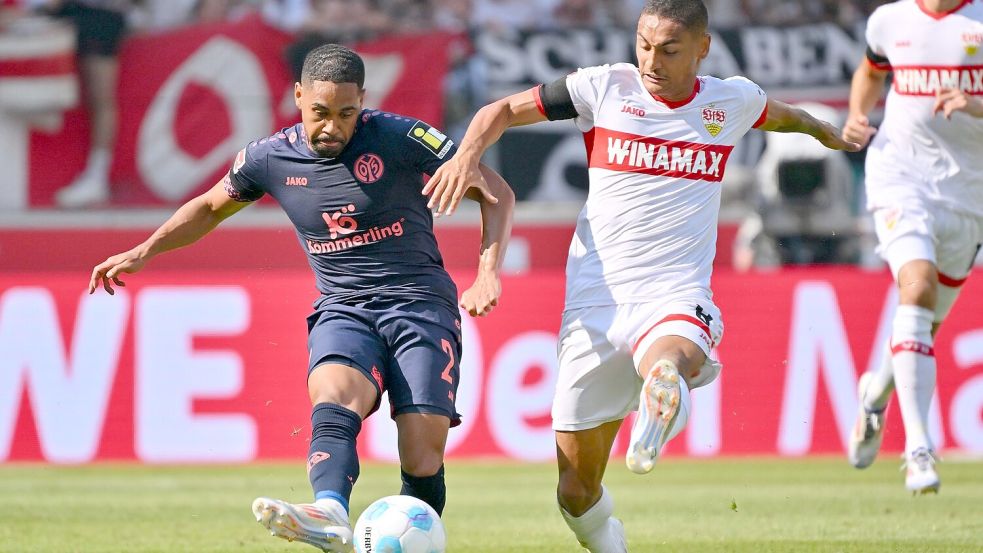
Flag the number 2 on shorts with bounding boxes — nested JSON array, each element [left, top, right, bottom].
[[440, 338, 455, 384]]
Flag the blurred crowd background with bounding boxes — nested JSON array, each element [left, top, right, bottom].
[[1, 0, 892, 34], [1, 0, 910, 270]]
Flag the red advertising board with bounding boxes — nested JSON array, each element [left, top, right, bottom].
[[2, 247, 982, 463], [26, 16, 459, 207]]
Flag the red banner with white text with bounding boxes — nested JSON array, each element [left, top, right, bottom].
[[2, 266, 982, 463], [26, 16, 459, 207]]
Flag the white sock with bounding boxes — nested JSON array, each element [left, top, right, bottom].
[[891, 305, 936, 453], [313, 497, 350, 524], [863, 341, 895, 411], [559, 486, 625, 553]]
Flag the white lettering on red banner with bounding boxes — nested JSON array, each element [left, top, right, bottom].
[[135, 287, 256, 462], [487, 331, 559, 461], [0, 285, 256, 464], [951, 330, 983, 451], [589, 127, 734, 182], [0, 288, 128, 463], [891, 65, 983, 96], [3, 266, 983, 463]]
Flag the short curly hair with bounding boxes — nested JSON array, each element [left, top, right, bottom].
[[300, 44, 365, 88]]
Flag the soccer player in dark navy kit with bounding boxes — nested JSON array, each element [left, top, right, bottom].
[[88, 44, 514, 552]]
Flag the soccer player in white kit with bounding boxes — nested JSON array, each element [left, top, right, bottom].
[[425, 1, 859, 550], [843, 0, 983, 495]]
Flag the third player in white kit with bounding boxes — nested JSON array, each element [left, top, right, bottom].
[[425, 1, 859, 550], [844, 0, 983, 494]]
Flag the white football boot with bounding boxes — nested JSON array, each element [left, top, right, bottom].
[[848, 372, 887, 469], [252, 497, 354, 552], [626, 360, 681, 475], [903, 448, 940, 495]]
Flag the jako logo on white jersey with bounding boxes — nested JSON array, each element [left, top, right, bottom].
[[590, 127, 733, 183], [892, 65, 983, 96]]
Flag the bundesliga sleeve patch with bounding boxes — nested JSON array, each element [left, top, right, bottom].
[[408, 121, 454, 159]]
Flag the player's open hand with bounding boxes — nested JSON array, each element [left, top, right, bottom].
[[89, 249, 146, 295], [424, 156, 498, 217], [934, 88, 983, 119], [459, 272, 501, 317], [840, 113, 877, 149]]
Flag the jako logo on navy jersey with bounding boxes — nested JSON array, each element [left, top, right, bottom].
[[620, 103, 645, 117], [285, 176, 308, 186]]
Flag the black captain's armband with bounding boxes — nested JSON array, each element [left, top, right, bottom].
[[538, 77, 578, 121], [865, 45, 890, 69]]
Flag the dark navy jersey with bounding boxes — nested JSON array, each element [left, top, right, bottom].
[[225, 110, 459, 310]]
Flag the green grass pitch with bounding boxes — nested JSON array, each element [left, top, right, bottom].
[[1, 457, 981, 552]]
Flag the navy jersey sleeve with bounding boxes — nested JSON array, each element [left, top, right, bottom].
[[225, 143, 267, 202], [400, 119, 458, 176]]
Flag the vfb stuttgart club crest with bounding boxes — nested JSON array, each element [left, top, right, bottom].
[[964, 32, 982, 56], [702, 105, 727, 137]]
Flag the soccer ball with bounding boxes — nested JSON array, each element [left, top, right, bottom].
[[354, 495, 446, 553]]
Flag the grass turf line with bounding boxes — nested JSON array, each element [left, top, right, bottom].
[[0, 457, 981, 552]]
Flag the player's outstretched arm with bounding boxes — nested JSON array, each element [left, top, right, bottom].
[[934, 88, 983, 119], [758, 98, 862, 152], [424, 88, 547, 216], [842, 59, 889, 148], [458, 163, 515, 317], [88, 178, 252, 295]]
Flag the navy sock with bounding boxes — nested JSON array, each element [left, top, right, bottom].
[[400, 465, 446, 515], [307, 403, 362, 513]]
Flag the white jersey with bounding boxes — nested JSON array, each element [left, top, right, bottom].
[[562, 63, 767, 310], [864, 0, 983, 216]]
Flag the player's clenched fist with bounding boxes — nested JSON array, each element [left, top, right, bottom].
[[459, 273, 501, 317], [89, 249, 146, 295], [841, 113, 878, 148]]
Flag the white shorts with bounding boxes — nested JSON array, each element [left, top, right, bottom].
[[873, 203, 982, 319], [551, 295, 724, 432]]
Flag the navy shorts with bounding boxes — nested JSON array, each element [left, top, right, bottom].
[[306, 299, 463, 425]]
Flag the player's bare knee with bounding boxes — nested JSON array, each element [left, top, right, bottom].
[[557, 469, 601, 515], [897, 278, 937, 310], [400, 448, 444, 477], [307, 363, 378, 416], [640, 350, 704, 384], [897, 261, 939, 310], [556, 480, 600, 517]]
